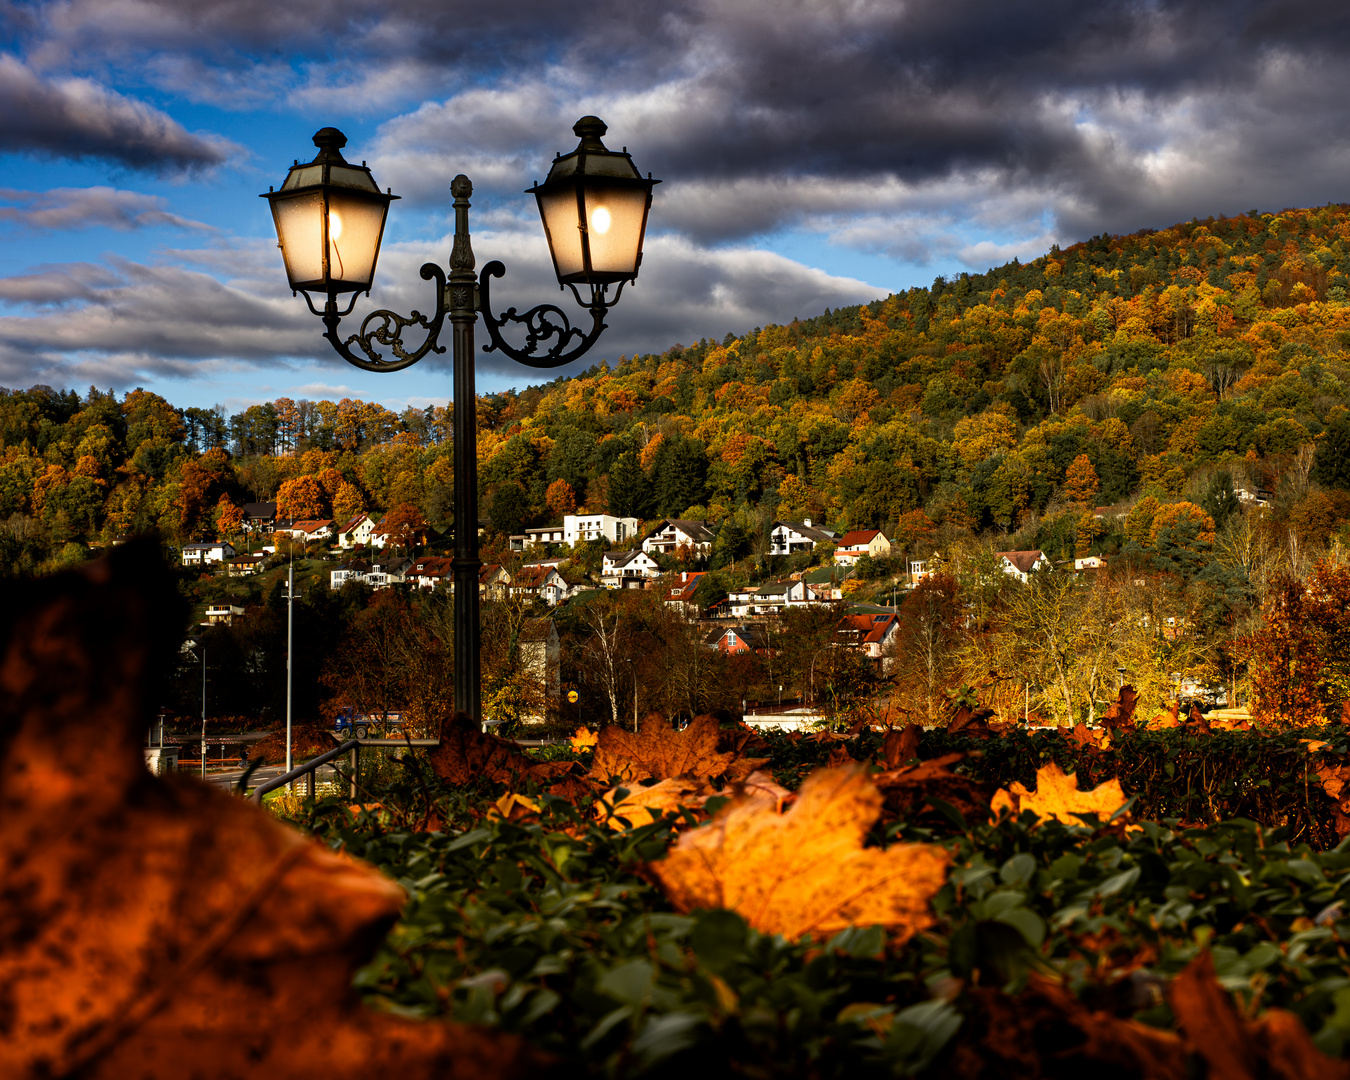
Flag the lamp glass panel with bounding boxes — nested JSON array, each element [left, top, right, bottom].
[[325, 190, 387, 290], [538, 188, 585, 280], [582, 183, 648, 277], [272, 191, 325, 288]]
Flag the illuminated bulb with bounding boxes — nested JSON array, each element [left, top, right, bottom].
[[590, 206, 611, 234], [328, 209, 343, 240]]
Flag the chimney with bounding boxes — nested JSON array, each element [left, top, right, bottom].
[[804, 518, 812, 527], [681, 571, 688, 582]]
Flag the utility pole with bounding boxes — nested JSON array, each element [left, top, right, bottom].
[[286, 561, 294, 789], [200, 648, 206, 778]]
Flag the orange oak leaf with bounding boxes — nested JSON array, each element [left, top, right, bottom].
[[991, 761, 1128, 825], [648, 766, 949, 941], [881, 723, 922, 769], [873, 752, 992, 826], [0, 542, 537, 1080], [590, 714, 741, 783], [597, 777, 716, 830]]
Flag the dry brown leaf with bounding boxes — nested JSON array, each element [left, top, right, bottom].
[[570, 726, 598, 750], [873, 752, 992, 827], [597, 777, 715, 830], [951, 973, 1187, 1079], [430, 713, 593, 801], [648, 766, 949, 941], [487, 792, 541, 823], [0, 541, 537, 1080], [1100, 684, 1139, 731], [947, 703, 999, 739], [991, 761, 1128, 826], [590, 713, 739, 783], [1170, 951, 1350, 1080], [881, 723, 922, 769]]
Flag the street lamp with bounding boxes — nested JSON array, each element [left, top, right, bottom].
[[264, 118, 657, 722]]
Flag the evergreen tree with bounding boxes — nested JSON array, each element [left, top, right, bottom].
[[607, 451, 652, 519], [651, 436, 707, 517]]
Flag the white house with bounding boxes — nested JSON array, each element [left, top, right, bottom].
[[642, 519, 715, 558], [511, 564, 571, 606], [997, 550, 1051, 583], [564, 513, 639, 544], [204, 604, 245, 627], [519, 525, 566, 550], [330, 559, 371, 588], [182, 541, 235, 566], [287, 518, 335, 542], [769, 519, 837, 556], [518, 618, 561, 722], [833, 529, 891, 566], [337, 514, 376, 549], [601, 549, 661, 589]]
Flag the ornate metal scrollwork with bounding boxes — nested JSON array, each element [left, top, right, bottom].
[[478, 260, 627, 369], [310, 262, 448, 373]]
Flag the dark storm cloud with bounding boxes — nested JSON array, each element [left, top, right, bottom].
[[0, 53, 236, 170]]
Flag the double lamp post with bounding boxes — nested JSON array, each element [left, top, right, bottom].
[[262, 117, 657, 724]]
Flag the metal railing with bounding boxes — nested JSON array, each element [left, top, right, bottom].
[[247, 737, 440, 803]]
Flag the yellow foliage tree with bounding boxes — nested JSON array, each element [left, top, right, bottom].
[[1062, 454, 1100, 508]]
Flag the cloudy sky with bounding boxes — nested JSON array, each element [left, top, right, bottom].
[[0, 0, 1346, 413]]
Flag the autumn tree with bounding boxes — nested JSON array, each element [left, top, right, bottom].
[[893, 572, 962, 718], [384, 502, 429, 553], [1062, 454, 1100, 508], [276, 474, 327, 520], [215, 494, 244, 540], [545, 478, 577, 520], [332, 480, 364, 523]]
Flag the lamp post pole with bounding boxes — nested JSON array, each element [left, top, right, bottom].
[[448, 176, 481, 718], [265, 119, 656, 728]]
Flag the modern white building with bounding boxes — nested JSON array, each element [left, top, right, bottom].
[[601, 548, 661, 589], [564, 513, 639, 544]]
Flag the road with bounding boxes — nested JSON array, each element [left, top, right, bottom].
[[198, 761, 344, 794]]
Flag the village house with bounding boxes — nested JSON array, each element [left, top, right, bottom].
[[642, 519, 715, 558], [725, 584, 760, 619], [518, 618, 561, 722], [800, 565, 851, 600], [745, 577, 827, 615], [182, 541, 236, 566], [564, 513, 639, 544], [330, 559, 371, 588], [663, 571, 706, 616], [704, 624, 769, 655], [906, 558, 930, 586], [769, 519, 837, 556], [833, 528, 891, 566], [601, 548, 661, 589], [513, 525, 566, 551], [480, 563, 512, 599], [411, 555, 453, 590], [226, 553, 267, 575], [204, 604, 245, 627], [511, 563, 571, 606], [836, 612, 901, 670], [997, 549, 1051, 583], [287, 518, 335, 543], [336, 514, 376, 549], [242, 502, 277, 534]]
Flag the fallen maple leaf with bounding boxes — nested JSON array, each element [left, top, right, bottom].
[[881, 723, 921, 769], [597, 777, 715, 830], [873, 752, 992, 827], [649, 766, 949, 941], [991, 761, 1128, 826], [1100, 684, 1138, 731], [570, 726, 598, 750], [590, 714, 760, 784], [430, 713, 592, 801], [0, 541, 537, 1080], [732, 769, 793, 811], [487, 792, 542, 823]]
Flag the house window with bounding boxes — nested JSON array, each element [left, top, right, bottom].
[[727, 631, 738, 647]]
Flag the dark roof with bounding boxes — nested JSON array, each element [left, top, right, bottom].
[[996, 550, 1046, 574], [774, 520, 837, 543], [705, 624, 768, 649], [243, 502, 275, 519], [648, 519, 715, 543]]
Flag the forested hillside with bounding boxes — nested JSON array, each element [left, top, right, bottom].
[[5, 203, 1350, 726], [5, 204, 1350, 571]]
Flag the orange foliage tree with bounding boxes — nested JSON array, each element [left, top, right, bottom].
[[276, 474, 326, 520], [1062, 454, 1100, 507], [545, 478, 577, 519], [385, 502, 429, 553]]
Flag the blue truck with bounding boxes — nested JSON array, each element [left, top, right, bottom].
[[333, 709, 405, 739]]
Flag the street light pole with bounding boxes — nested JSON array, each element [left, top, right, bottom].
[[200, 647, 206, 778], [449, 177, 481, 718], [264, 119, 656, 727], [286, 561, 294, 786]]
